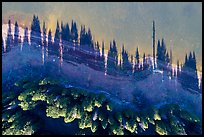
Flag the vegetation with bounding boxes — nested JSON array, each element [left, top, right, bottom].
[[3, 16, 201, 93], [2, 77, 202, 135]]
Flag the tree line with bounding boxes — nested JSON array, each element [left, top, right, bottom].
[[2, 15, 201, 93]]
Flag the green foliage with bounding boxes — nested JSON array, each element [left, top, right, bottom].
[[109, 122, 124, 135], [140, 117, 149, 129], [123, 108, 132, 118], [18, 92, 28, 101], [154, 113, 161, 121], [82, 98, 94, 112], [101, 118, 108, 129], [126, 120, 137, 133], [155, 121, 168, 135], [46, 105, 66, 118], [91, 121, 98, 133], [169, 115, 186, 135], [64, 105, 80, 123], [179, 110, 200, 124], [78, 113, 92, 129], [4, 78, 202, 135], [32, 92, 46, 101], [39, 78, 49, 86], [106, 101, 115, 111], [2, 121, 35, 135], [115, 112, 122, 123], [136, 116, 140, 122]]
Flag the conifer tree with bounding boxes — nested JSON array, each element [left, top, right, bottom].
[[192, 51, 197, 71], [71, 20, 78, 43], [102, 41, 105, 58], [136, 47, 139, 64], [23, 27, 29, 47], [143, 53, 148, 70], [107, 40, 118, 75], [30, 15, 42, 47], [156, 39, 161, 67], [120, 45, 132, 74], [101, 41, 105, 71], [14, 21, 19, 46], [48, 29, 52, 54], [6, 19, 13, 52], [161, 38, 166, 63], [180, 52, 199, 92], [80, 25, 86, 46], [65, 23, 70, 43], [135, 47, 140, 72], [54, 20, 60, 52], [177, 60, 180, 77], [43, 21, 47, 46], [95, 41, 100, 57]]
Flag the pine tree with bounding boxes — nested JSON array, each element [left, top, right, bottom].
[[101, 41, 105, 71], [14, 21, 19, 46], [70, 20, 74, 42], [157, 38, 167, 70], [73, 22, 78, 43], [80, 25, 86, 46], [121, 45, 132, 74], [30, 15, 42, 47], [54, 20, 60, 52], [102, 41, 105, 58], [165, 52, 170, 76], [112, 40, 118, 67], [43, 21, 47, 46], [143, 53, 148, 70], [173, 68, 176, 78], [143, 53, 146, 64], [107, 42, 113, 74], [61, 22, 70, 44], [188, 52, 193, 69], [161, 38, 166, 63], [135, 47, 140, 72], [65, 23, 70, 43], [177, 60, 180, 77], [87, 28, 94, 50], [95, 41, 100, 57], [165, 52, 170, 65], [136, 47, 139, 64], [48, 29, 52, 54], [185, 53, 188, 65], [191, 52, 199, 91], [180, 51, 199, 92], [23, 27, 29, 46], [6, 19, 13, 52], [156, 39, 161, 67], [107, 40, 118, 75], [192, 51, 197, 71], [61, 21, 65, 43], [71, 20, 78, 43]]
